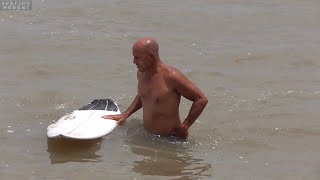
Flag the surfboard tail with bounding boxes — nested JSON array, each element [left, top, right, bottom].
[[78, 99, 119, 112]]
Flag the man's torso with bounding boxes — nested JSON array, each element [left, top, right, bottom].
[[137, 64, 181, 135]]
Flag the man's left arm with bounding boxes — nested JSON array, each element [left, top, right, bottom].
[[170, 69, 208, 138]]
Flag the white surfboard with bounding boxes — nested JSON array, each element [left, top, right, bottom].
[[47, 99, 120, 140]]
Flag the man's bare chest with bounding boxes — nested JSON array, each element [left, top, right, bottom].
[[138, 76, 171, 102]]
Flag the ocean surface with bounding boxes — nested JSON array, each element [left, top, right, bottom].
[[1, 0, 320, 179]]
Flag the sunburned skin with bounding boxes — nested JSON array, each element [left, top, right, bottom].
[[102, 37, 208, 139]]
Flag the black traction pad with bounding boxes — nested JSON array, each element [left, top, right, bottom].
[[78, 99, 118, 112]]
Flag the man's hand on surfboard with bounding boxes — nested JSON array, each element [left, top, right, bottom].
[[102, 114, 127, 125]]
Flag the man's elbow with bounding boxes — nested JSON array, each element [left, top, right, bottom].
[[198, 96, 208, 108]]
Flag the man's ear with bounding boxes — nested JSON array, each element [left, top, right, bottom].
[[149, 52, 157, 60]]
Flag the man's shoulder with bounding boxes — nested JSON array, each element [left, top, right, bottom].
[[163, 64, 186, 81], [165, 64, 182, 74]]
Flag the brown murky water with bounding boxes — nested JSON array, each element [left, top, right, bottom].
[[1, 0, 320, 179]]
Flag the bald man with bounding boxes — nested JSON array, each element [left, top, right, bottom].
[[102, 38, 208, 139]]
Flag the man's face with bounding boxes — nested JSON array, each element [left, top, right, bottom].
[[132, 48, 152, 72]]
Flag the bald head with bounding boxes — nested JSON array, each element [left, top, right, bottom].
[[133, 37, 159, 58]]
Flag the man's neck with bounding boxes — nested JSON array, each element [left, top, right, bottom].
[[145, 59, 163, 76]]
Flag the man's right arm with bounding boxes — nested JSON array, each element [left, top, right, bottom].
[[122, 94, 143, 119], [101, 95, 142, 124], [102, 72, 142, 123], [123, 71, 143, 118]]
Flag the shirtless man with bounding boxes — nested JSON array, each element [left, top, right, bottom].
[[102, 38, 208, 139]]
